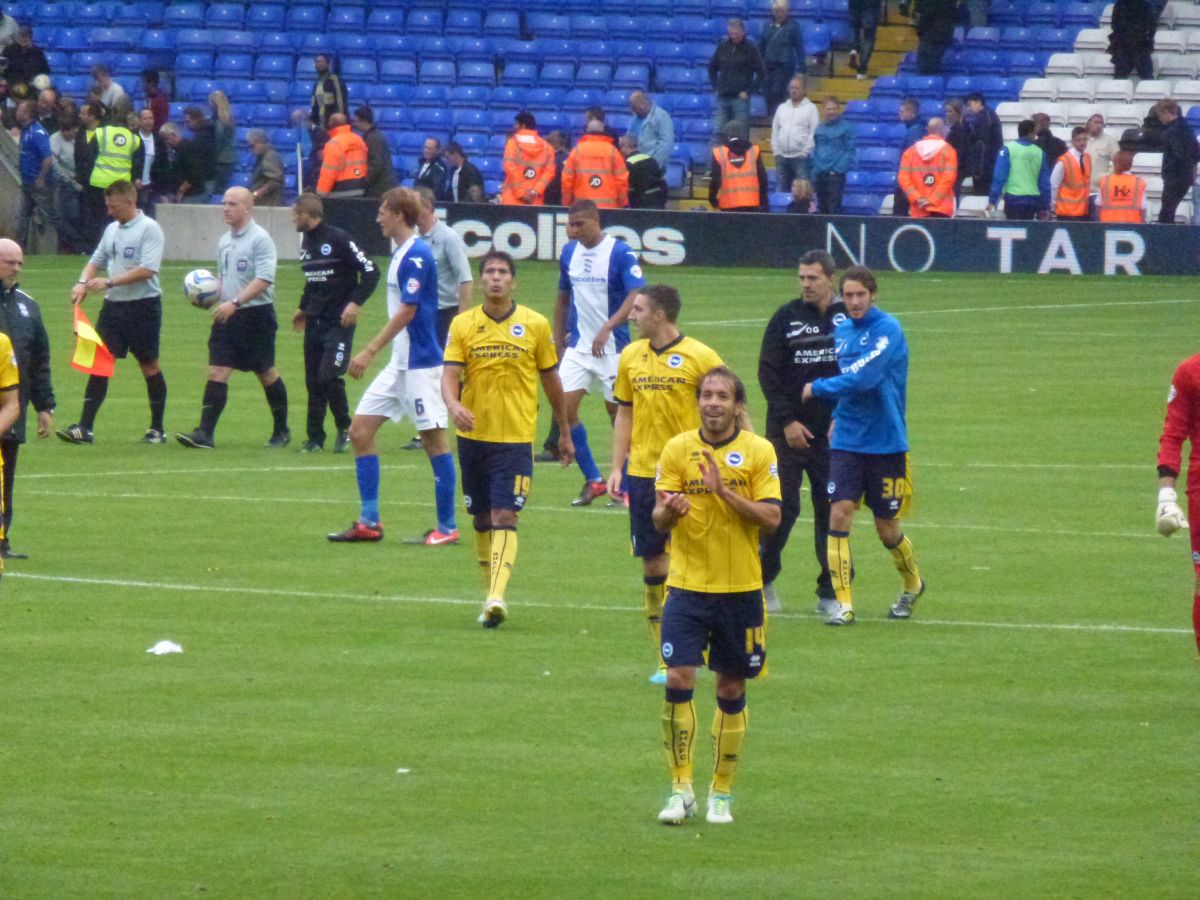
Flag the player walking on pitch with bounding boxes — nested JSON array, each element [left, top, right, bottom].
[[327, 187, 458, 545], [803, 266, 924, 625], [654, 366, 780, 825], [607, 284, 725, 684], [1155, 353, 1200, 655], [442, 250, 574, 628]]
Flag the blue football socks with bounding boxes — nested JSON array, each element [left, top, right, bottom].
[[570, 422, 602, 483], [356, 453, 381, 525], [430, 452, 457, 533]]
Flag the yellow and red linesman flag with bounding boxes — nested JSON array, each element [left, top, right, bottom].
[[70, 305, 115, 377]]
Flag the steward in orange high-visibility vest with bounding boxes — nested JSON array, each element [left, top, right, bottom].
[[501, 112, 556, 206], [1052, 127, 1093, 220], [897, 124, 958, 218], [316, 116, 368, 196], [709, 130, 767, 211], [1097, 151, 1147, 223], [561, 125, 629, 208]]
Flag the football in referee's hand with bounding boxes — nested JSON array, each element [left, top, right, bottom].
[[184, 269, 221, 309]]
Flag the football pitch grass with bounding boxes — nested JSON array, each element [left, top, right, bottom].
[[1, 254, 1196, 898]]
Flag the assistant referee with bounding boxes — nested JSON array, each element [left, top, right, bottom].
[[60, 179, 168, 445]]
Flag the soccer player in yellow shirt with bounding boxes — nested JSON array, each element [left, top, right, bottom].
[[0, 331, 22, 577], [607, 284, 724, 684], [441, 250, 575, 628], [652, 366, 781, 825]]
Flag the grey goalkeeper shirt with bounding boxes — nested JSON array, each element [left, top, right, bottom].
[[418, 220, 472, 311], [89, 211, 164, 301], [217, 219, 276, 308]]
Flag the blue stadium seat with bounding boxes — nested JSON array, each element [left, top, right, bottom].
[[527, 13, 570, 39], [298, 34, 335, 58], [379, 58, 417, 82], [285, 6, 325, 31], [854, 123, 888, 148], [570, 14, 607, 40], [174, 52, 214, 78], [670, 94, 710, 119], [612, 64, 650, 94], [496, 40, 539, 66], [445, 9, 482, 36], [417, 37, 454, 63], [71, 4, 111, 27], [186, 79, 218, 101], [213, 52, 252, 76], [575, 63, 612, 89], [1006, 52, 1048, 75], [997, 26, 1034, 50], [205, 3, 242, 29], [376, 36, 418, 62], [538, 111, 571, 132], [110, 3, 151, 28], [656, 65, 705, 93], [500, 62, 538, 88], [840, 194, 883, 216], [253, 55, 292, 79], [405, 9, 444, 36], [871, 97, 901, 119], [964, 26, 1000, 50], [53, 26, 89, 52], [409, 85, 450, 108], [601, 88, 631, 111], [651, 42, 689, 66], [327, 9, 365, 32], [451, 109, 489, 134], [843, 99, 874, 123], [253, 103, 289, 127], [69, 50, 103, 74], [606, 15, 641, 40], [1062, 2, 1103, 26], [368, 83, 412, 107], [451, 38, 496, 65], [483, 11, 520, 39], [367, 10, 405, 31], [454, 132, 488, 155], [137, 28, 174, 67], [976, 75, 1019, 100], [458, 61, 495, 87], [578, 41, 617, 64], [225, 81, 267, 103], [904, 75, 945, 98], [871, 75, 902, 99], [1033, 27, 1073, 51], [564, 87, 603, 109], [342, 58, 378, 83], [539, 62, 576, 89], [419, 60, 456, 85], [1025, 2, 1060, 26], [944, 75, 975, 97], [254, 32, 292, 54], [666, 159, 686, 190], [536, 39, 578, 64], [449, 85, 490, 107], [245, 5, 284, 31], [613, 40, 651, 66], [111, 52, 147, 76], [214, 30, 257, 53], [413, 108, 451, 133], [45, 50, 69, 72], [55, 73, 88, 95], [334, 34, 375, 57], [87, 27, 131, 50], [966, 50, 1006, 74], [490, 86, 530, 108], [523, 87, 564, 110], [681, 17, 721, 44], [919, 99, 945, 119], [375, 107, 413, 130], [486, 133, 509, 154]]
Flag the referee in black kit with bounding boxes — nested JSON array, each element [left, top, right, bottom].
[[290, 193, 380, 453]]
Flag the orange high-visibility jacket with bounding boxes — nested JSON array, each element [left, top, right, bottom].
[[712, 144, 762, 210], [562, 134, 629, 208], [897, 136, 958, 218], [1097, 173, 1146, 223], [501, 129, 555, 205], [316, 124, 368, 194], [1055, 150, 1091, 217]]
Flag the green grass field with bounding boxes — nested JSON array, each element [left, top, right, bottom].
[[1, 255, 1197, 899]]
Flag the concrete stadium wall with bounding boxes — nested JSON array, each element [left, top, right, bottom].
[[157, 204, 301, 262]]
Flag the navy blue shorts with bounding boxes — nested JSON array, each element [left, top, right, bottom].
[[627, 474, 667, 558], [827, 449, 910, 520], [458, 436, 533, 516], [661, 587, 765, 680], [96, 296, 161, 363], [209, 304, 278, 373]]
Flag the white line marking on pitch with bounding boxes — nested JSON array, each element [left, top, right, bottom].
[[24, 464, 423, 480], [6, 573, 1190, 637]]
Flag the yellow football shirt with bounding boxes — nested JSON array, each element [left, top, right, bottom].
[[0, 333, 17, 392], [444, 303, 557, 444], [613, 335, 724, 478], [656, 428, 781, 593]]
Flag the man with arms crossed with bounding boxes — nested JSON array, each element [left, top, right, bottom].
[[442, 251, 574, 628], [654, 366, 780, 826]]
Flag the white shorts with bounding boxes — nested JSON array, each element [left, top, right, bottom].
[[355, 364, 447, 430], [558, 346, 618, 402]]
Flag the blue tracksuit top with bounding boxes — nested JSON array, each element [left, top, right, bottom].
[[810, 305, 909, 454]]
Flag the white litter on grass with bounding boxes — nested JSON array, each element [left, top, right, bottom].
[[147, 640, 183, 655], [395, 768, 411, 775]]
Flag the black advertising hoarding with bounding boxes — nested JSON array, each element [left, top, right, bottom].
[[325, 200, 1200, 276]]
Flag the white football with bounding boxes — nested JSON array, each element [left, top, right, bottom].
[[183, 269, 221, 308]]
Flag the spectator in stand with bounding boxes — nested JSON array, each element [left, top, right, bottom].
[[2, 26, 48, 98], [848, 1, 883, 80], [310, 54, 347, 129], [35, 86, 56, 135], [439, 141, 483, 203], [91, 65, 126, 111], [1155, 99, 1199, 224], [1096, 150, 1148, 223], [786, 177, 814, 212], [209, 90, 236, 196], [1109, 0, 1156, 81], [50, 118, 84, 252], [543, 130, 569, 207], [1031, 112, 1067, 169], [163, 122, 210, 204], [316, 112, 368, 198], [709, 122, 767, 212], [898, 117, 957, 218], [987, 118, 1050, 220], [619, 134, 667, 209], [771, 75, 819, 193], [963, 92, 1003, 197], [414, 137, 447, 195], [812, 96, 856, 215], [914, 0, 957, 75], [709, 18, 766, 140], [1084, 113, 1117, 189], [892, 97, 924, 216], [501, 112, 555, 206], [133, 108, 161, 216], [965, 0, 991, 28], [15, 100, 53, 249], [150, 122, 180, 199], [1051, 126, 1092, 221], [626, 91, 674, 171], [944, 98, 969, 197], [248, 129, 284, 207], [182, 105, 216, 197], [760, 1, 806, 116], [353, 106, 396, 199], [563, 119, 629, 208], [141, 70, 168, 131], [0, 9, 18, 49], [73, 101, 99, 225]]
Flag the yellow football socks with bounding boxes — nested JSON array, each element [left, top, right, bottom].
[[473, 528, 492, 590], [888, 534, 922, 593], [643, 576, 666, 660], [827, 530, 853, 606], [488, 527, 519, 602], [662, 692, 696, 791], [711, 700, 747, 796]]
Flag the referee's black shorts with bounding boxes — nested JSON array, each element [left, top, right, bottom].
[[208, 304, 278, 373], [96, 296, 161, 364]]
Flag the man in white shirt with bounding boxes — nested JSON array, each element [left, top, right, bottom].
[[91, 64, 127, 111], [770, 75, 819, 193], [1084, 112, 1117, 191]]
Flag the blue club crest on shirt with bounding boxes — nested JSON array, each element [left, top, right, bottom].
[[123, 247, 135, 258], [667, 354, 683, 368], [237, 260, 248, 272], [725, 451, 744, 467], [510, 323, 525, 337]]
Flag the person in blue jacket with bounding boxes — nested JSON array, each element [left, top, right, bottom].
[[802, 266, 925, 625], [986, 118, 1051, 220], [811, 97, 856, 215]]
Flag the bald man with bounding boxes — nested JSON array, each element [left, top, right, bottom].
[[0, 238, 53, 558], [897, 117, 958, 218], [177, 187, 290, 449]]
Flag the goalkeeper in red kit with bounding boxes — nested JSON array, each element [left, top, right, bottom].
[[1155, 353, 1200, 655]]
